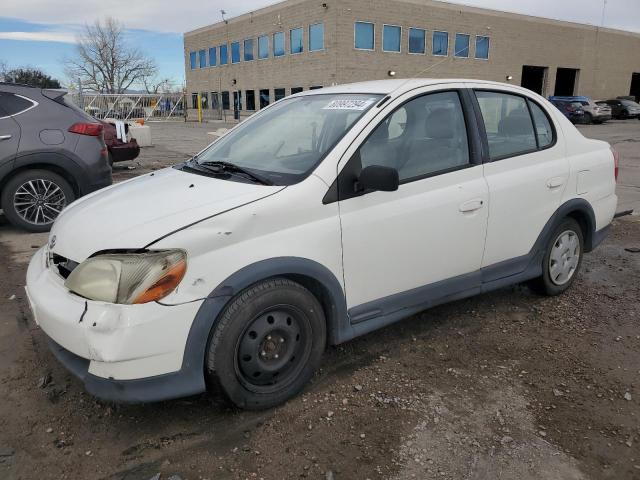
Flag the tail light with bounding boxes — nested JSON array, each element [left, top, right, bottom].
[[68, 122, 103, 136], [611, 146, 619, 182]]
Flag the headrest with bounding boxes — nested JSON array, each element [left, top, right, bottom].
[[425, 108, 455, 139], [498, 113, 533, 136]]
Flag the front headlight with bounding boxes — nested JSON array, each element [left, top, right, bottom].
[[65, 250, 187, 304]]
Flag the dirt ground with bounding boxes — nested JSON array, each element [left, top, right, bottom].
[[0, 121, 639, 480]]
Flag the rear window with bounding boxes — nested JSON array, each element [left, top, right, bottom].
[[0, 92, 35, 116]]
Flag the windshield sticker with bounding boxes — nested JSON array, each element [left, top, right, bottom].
[[323, 98, 376, 110]]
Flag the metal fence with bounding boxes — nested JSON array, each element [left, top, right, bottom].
[[70, 93, 186, 121]]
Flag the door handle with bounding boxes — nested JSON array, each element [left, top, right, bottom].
[[546, 177, 565, 189], [0, 135, 12, 141], [459, 199, 484, 213]]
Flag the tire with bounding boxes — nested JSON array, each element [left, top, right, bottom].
[[529, 218, 584, 296], [205, 278, 326, 409], [584, 112, 593, 124], [1, 169, 75, 232]]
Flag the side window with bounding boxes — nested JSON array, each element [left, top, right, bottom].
[[0, 93, 34, 116], [528, 101, 554, 148], [475, 91, 536, 160], [359, 91, 470, 182]]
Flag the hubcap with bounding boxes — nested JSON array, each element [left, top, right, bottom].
[[549, 230, 580, 286], [236, 307, 311, 391], [13, 179, 66, 225]]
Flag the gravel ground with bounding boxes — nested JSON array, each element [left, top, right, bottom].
[[0, 120, 639, 480]]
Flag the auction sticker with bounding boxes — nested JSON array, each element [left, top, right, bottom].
[[323, 98, 377, 110]]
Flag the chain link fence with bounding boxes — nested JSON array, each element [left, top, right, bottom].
[[70, 93, 186, 121]]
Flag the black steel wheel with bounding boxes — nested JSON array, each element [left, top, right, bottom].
[[205, 278, 326, 409]]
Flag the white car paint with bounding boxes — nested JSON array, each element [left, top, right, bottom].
[[25, 79, 617, 399]]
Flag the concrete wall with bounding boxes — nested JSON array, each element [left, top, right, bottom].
[[184, 0, 640, 119]]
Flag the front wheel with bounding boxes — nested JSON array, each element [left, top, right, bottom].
[[529, 218, 584, 296], [1, 169, 75, 232], [205, 278, 326, 409]]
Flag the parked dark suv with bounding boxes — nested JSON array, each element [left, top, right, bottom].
[[0, 83, 112, 232]]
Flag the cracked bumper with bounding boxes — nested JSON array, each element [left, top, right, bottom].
[[25, 247, 206, 401]]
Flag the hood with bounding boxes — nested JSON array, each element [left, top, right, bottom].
[[50, 167, 284, 261]]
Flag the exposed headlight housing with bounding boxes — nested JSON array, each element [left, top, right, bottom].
[[65, 250, 187, 304]]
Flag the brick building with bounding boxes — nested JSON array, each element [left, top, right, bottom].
[[183, 0, 640, 120]]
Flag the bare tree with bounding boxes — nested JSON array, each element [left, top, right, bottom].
[[0, 60, 7, 81], [65, 17, 157, 93], [142, 77, 174, 94]]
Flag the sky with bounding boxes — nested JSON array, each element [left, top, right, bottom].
[[1, 0, 639, 87]]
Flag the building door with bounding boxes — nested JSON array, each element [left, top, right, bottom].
[[521, 66, 548, 95], [630, 73, 640, 102], [554, 68, 579, 96]]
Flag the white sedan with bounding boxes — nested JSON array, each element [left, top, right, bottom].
[[26, 79, 618, 409]]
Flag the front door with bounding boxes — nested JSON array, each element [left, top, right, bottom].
[[336, 88, 489, 316]]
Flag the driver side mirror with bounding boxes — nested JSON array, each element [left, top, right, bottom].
[[356, 165, 399, 193]]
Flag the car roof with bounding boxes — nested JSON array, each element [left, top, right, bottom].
[[294, 78, 539, 97]]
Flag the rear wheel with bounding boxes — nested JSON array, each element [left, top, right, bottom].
[[1, 169, 75, 232], [529, 218, 584, 296], [584, 112, 593, 124], [205, 278, 326, 409]]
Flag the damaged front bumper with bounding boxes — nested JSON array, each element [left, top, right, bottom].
[[25, 246, 207, 403]]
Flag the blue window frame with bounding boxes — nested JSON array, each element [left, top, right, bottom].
[[231, 41, 241, 63], [383, 25, 401, 52], [408, 28, 426, 54], [273, 31, 285, 57], [244, 39, 254, 61], [219, 44, 228, 65], [432, 31, 448, 56], [198, 49, 206, 68], [309, 23, 324, 51], [475, 35, 490, 59], [258, 35, 269, 59], [454, 33, 470, 58], [189, 51, 197, 69], [209, 47, 217, 67], [354, 21, 374, 50], [290, 27, 303, 54]]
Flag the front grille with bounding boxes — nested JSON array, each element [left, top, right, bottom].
[[50, 253, 79, 279]]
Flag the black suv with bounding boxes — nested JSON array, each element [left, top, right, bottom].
[[0, 83, 112, 232]]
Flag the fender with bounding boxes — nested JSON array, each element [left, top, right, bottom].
[[5, 150, 89, 194]]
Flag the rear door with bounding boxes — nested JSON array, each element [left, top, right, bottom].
[[0, 93, 21, 169], [470, 87, 568, 272]]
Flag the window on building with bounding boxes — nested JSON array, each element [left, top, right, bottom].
[[189, 51, 197, 69], [383, 25, 401, 52], [475, 91, 537, 160], [274, 88, 286, 101], [244, 39, 254, 61], [359, 91, 469, 182], [354, 21, 374, 50], [432, 31, 448, 56], [408, 28, 426, 54], [191, 93, 198, 109], [258, 35, 269, 59], [309, 86, 323, 90], [259, 89, 270, 108], [211, 92, 220, 111], [290, 27, 304, 54], [475, 36, 490, 59], [246, 90, 256, 110], [291, 87, 303, 94], [220, 44, 228, 65], [454, 33, 470, 57], [209, 47, 217, 66], [198, 49, 206, 68], [309, 23, 324, 51], [221, 91, 230, 110], [200, 92, 209, 109], [231, 42, 241, 63], [273, 31, 285, 57]]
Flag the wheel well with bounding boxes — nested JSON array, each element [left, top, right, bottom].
[[0, 163, 80, 198], [566, 209, 594, 251], [280, 273, 337, 346]]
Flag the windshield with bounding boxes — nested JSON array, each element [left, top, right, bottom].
[[621, 99, 640, 107], [194, 93, 383, 185]]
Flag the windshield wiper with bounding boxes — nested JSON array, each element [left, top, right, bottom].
[[197, 160, 273, 186]]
